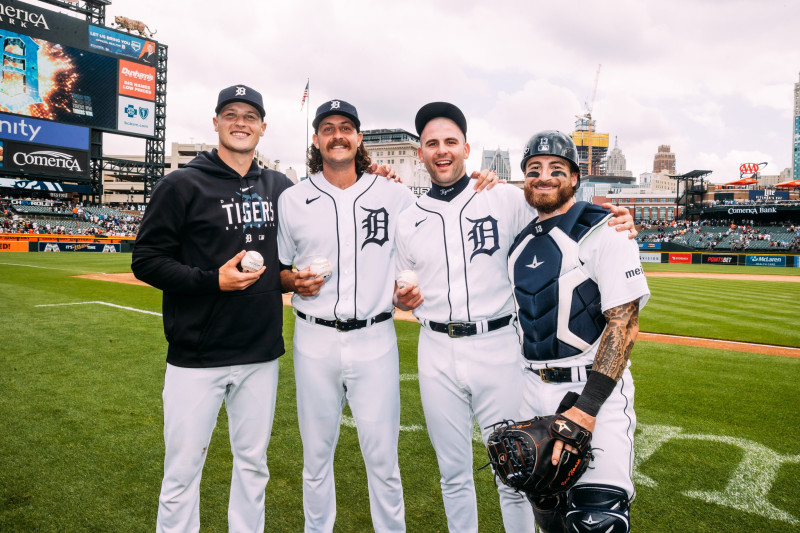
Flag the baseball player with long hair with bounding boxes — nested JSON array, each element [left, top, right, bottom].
[[508, 130, 650, 533], [393, 103, 636, 533], [277, 99, 415, 533]]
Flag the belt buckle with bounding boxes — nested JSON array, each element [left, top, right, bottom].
[[538, 368, 551, 383], [336, 319, 357, 332], [447, 322, 467, 338]]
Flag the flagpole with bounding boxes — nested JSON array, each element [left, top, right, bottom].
[[304, 78, 309, 179]]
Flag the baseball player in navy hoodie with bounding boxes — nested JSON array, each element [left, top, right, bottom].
[[132, 85, 293, 533]]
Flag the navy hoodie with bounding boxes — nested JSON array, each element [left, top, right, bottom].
[[132, 149, 293, 367]]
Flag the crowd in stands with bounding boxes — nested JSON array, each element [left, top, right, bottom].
[[638, 219, 800, 252], [1, 198, 142, 237]]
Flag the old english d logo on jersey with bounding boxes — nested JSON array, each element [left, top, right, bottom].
[[466, 215, 499, 260], [361, 206, 389, 248]]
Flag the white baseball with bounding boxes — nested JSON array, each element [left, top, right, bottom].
[[309, 257, 332, 279], [241, 250, 263, 273], [396, 269, 418, 289]]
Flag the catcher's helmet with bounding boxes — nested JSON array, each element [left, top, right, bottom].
[[520, 130, 580, 181]]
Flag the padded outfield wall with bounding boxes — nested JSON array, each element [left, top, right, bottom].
[[638, 245, 800, 268]]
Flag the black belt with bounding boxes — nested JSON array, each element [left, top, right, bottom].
[[427, 315, 513, 338], [534, 364, 593, 383], [296, 310, 393, 332]]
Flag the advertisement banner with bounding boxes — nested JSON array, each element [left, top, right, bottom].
[[745, 255, 786, 267], [701, 254, 737, 265], [669, 253, 692, 264], [796, 256, 800, 268], [88, 25, 155, 64], [118, 60, 155, 101], [39, 242, 120, 253], [638, 242, 662, 250], [749, 189, 789, 201], [117, 95, 154, 136], [0, 112, 89, 150], [3, 141, 89, 179], [639, 252, 661, 263], [0, 241, 28, 252]]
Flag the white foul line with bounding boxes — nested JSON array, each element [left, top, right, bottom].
[[35, 301, 162, 316]]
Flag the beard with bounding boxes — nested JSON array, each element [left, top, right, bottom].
[[524, 179, 575, 214]]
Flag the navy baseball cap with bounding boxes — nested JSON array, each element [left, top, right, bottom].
[[415, 102, 467, 140], [312, 99, 361, 131], [215, 84, 265, 118]]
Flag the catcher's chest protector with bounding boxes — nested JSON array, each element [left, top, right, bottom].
[[509, 202, 610, 362]]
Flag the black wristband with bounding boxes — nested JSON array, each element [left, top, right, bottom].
[[574, 372, 617, 417]]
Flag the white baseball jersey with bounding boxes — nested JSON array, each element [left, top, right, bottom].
[[395, 183, 535, 323], [278, 172, 416, 320]]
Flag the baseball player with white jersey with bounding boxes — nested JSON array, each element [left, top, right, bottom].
[[277, 99, 416, 533], [394, 102, 537, 533], [507, 130, 650, 533]]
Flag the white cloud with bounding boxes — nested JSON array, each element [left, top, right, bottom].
[[102, 0, 800, 181]]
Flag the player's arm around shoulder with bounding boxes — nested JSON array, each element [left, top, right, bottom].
[[602, 202, 638, 239]]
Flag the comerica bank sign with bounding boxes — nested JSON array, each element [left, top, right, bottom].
[[12, 149, 82, 171], [4, 141, 89, 178]]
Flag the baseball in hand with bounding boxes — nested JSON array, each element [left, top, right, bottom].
[[241, 250, 264, 273], [309, 257, 332, 279], [396, 269, 418, 289]]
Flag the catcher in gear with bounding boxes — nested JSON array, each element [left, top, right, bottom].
[[487, 130, 649, 533]]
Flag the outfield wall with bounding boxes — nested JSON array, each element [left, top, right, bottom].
[[0, 234, 135, 253], [639, 250, 800, 268]]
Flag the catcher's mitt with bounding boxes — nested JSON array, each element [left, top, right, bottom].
[[485, 399, 592, 497]]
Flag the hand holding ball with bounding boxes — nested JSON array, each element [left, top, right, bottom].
[[310, 258, 332, 279], [396, 270, 418, 289], [241, 250, 264, 273]]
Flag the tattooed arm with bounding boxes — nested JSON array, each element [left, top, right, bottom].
[[549, 299, 641, 464]]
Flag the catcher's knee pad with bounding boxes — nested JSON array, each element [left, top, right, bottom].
[[527, 493, 567, 533], [565, 484, 630, 532]]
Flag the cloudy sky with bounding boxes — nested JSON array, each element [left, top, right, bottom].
[[99, 0, 799, 183]]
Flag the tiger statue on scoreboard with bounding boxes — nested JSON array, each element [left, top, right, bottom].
[[113, 16, 157, 39]]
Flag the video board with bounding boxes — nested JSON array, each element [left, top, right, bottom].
[[0, 0, 161, 181]]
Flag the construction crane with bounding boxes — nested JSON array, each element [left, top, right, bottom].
[[574, 64, 602, 175]]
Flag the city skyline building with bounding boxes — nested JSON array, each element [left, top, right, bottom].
[[572, 115, 609, 176], [606, 136, 633, 177], [481, 147, 512, 181], [794, 71, 800, 180], [653, 144, 676, 174], [362, 128, 431, 190]]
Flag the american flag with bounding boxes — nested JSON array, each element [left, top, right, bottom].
[[300, 80, 309, 110]]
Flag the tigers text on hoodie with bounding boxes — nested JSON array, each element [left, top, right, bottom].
[[132, 149, 294, 368]]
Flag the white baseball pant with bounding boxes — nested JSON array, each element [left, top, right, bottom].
[[157, 360, 279, 533], [293, 318, 405, 533], [417, 325, 536, 533]]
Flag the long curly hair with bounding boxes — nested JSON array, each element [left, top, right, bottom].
[[306, 143, 373, 175]]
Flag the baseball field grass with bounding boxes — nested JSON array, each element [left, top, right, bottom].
[[1, 252, 798, 532]]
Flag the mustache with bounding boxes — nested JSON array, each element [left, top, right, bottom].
[[326, 138, 351, 150], [529, 180, 562, 188]]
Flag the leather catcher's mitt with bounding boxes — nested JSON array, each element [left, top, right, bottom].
[[485, 395, 592, 497]]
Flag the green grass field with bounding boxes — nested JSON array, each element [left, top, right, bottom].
[[1, 252, 799, 532]]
